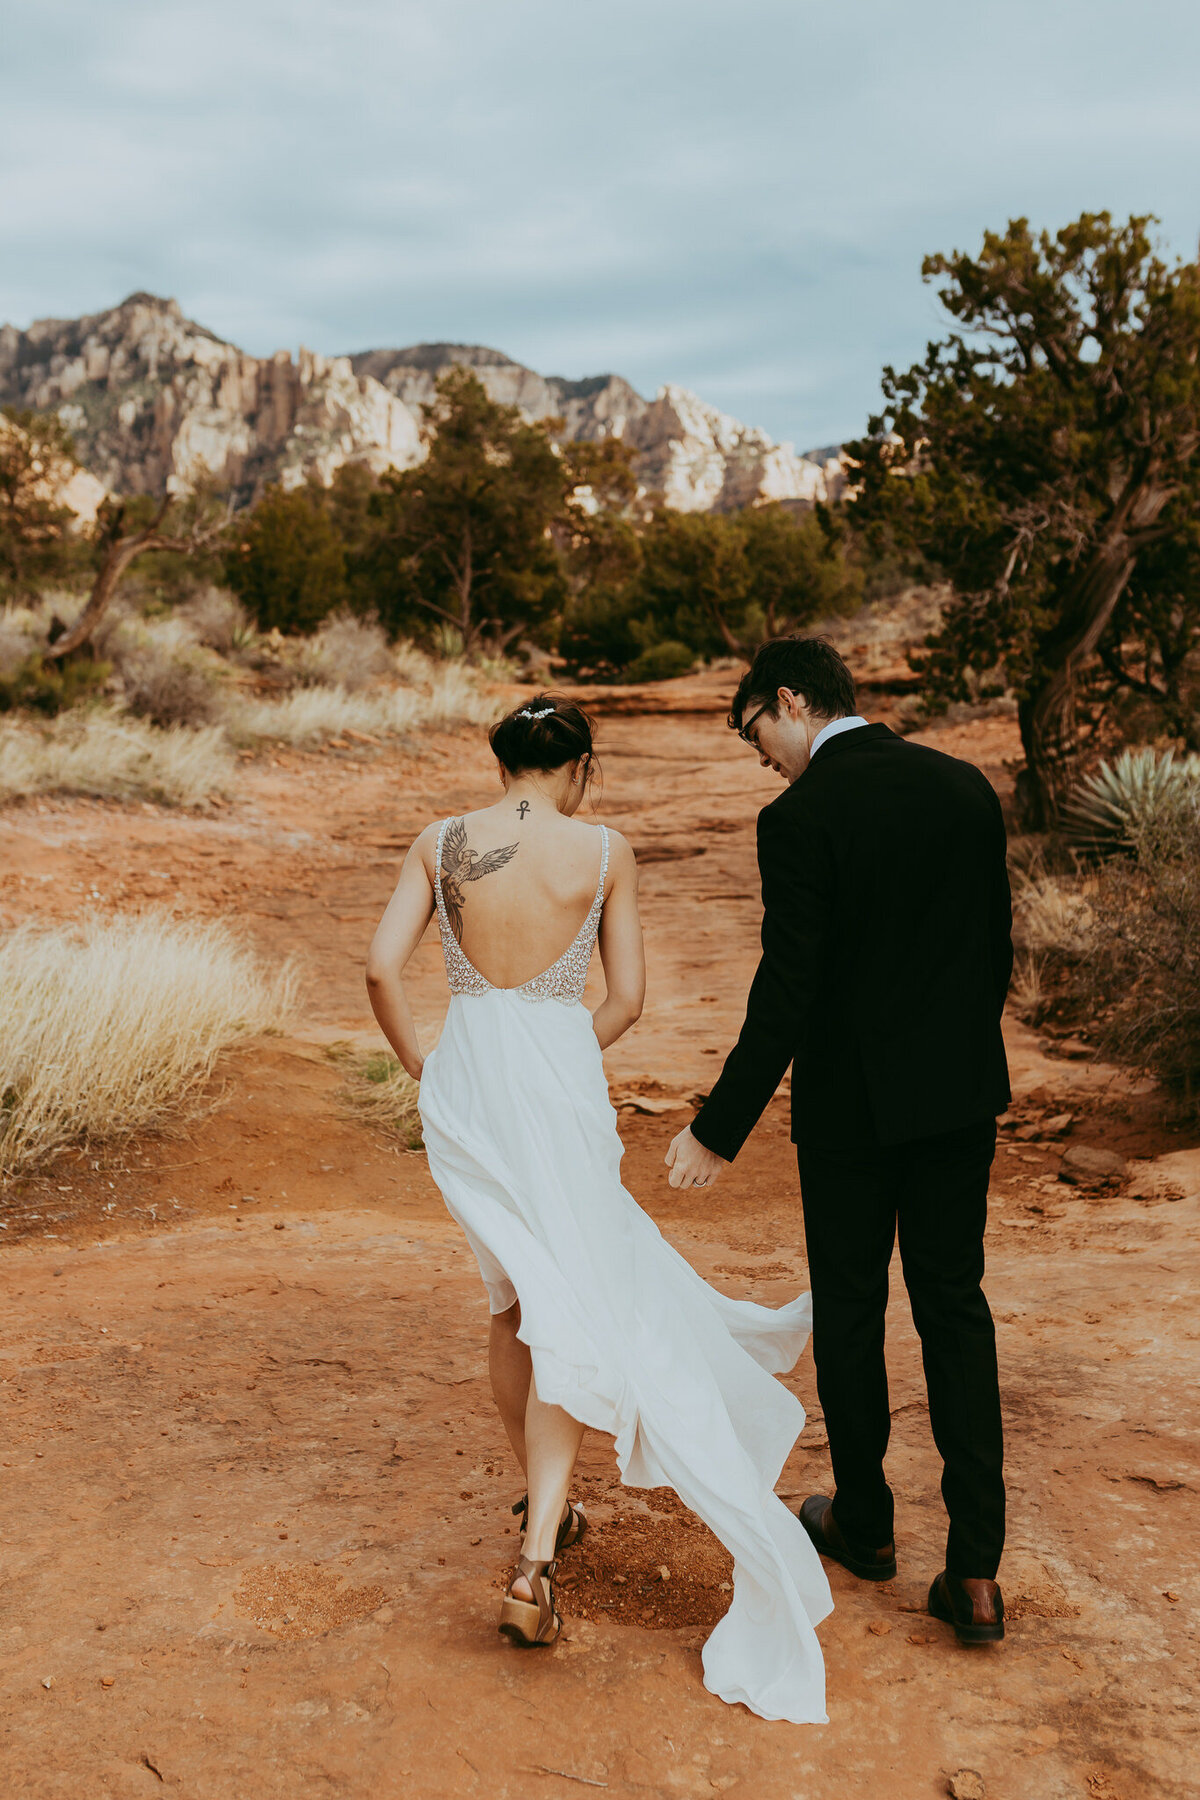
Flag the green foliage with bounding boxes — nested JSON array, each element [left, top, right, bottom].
[[0, 651, 110, 716], [0, 409, 90, 600], [361, 368, 566, 650], [1062, 747, 1200, 854], [559, 503, 860, 677], [848, 212, 1200, 823], [224, 483, 347, 632], [624, 640, 695, 683]]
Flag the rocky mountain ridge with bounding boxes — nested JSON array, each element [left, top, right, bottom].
[[0, 293, 846, 513]]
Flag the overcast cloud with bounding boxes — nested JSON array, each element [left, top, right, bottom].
[[3, 0, 1200, 449]]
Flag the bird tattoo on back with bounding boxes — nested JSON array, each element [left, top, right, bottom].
[[440, 817, 519, 943]]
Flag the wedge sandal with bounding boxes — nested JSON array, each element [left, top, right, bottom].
[[499, 1555, 562, 1647]]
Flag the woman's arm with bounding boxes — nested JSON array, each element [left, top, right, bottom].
[[592, 832, 645, 1051], [365, 825, 439, 1080]]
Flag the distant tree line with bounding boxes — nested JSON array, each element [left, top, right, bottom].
[[220, 365, 864, 674], [6, 210, 1200, 826]]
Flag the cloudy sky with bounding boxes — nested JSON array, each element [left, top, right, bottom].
[[3, 0, 1200, 450]]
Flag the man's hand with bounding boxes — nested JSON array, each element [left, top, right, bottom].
[[665, 1125, 728, 1190]]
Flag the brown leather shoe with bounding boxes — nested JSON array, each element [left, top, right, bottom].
[[928, 1570, 1005, 1643], [798, 1493, 897, 1582]]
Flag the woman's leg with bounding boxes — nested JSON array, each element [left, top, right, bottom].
[[489, 1301, 532, 1472], [521, 1382, 586, 1563]]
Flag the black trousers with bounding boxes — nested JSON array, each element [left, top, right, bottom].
[[796, 1118, 1005, 1578]]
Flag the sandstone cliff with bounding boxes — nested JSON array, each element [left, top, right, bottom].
[[0, 294, 844, 512]]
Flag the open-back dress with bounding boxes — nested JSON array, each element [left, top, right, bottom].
[[417, 817, 832, 1723]]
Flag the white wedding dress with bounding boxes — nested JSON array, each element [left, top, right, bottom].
[[418, 818, 832, 1723]]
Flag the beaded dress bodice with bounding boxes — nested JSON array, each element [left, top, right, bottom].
[[434, 819, 610, 1005]]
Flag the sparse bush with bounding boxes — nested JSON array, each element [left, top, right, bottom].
[[1063, 747, 1200, 855], [325, 1042, 422, 1148], [120, 642, 222, 727], [181, 586, 254, 656], [0, 912, 297, 1177], [0, 712, 234, 807], [624, 640, 695, 683], [296, 611, 392, 690], [1078, 802, 1200, 1108]]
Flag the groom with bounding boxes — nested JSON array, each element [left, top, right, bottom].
[[666, 635, 1012, 1644]]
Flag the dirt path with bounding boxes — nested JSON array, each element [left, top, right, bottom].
[[1, 685, 1197, 1798]]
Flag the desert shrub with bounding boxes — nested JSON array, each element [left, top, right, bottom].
[[1063, 747, 1200, 855], [1077, 801, 1200, 1107], [0, 712, 234, 807], [296, 611, 392, 690], [119, 642, 222, 727], [0, 652, 110, 716], [0, 912, 296, 1177], [180, 586, 254, 656], [624, 640, 695, 683], [325, 1043, 422, 1148]]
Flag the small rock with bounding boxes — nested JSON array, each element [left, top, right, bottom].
[[947, 1773, 986, 1800], [100, 1676, 115, 1688], [1015, 1123, 1042, 1141], [273, 1222, 286, 1231], [907, 1631, 933, 1645], [1043, 1113, 1074, 1137], [1055, 1038, 1092, 1060], [41, 1677, 53, 1690], [1164, 1590, 1180, 1603], [868, 1620, 891, 1636], [657, 1565, 670, 1582], [1059, 1144, 1127, 1186]]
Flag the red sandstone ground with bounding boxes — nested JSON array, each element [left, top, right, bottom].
[[0, 673, 1197, 1800]]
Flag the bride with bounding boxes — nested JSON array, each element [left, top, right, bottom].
[[365, 694, 832, 1723]]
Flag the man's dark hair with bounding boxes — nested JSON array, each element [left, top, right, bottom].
[[729, 635, 857, 732]]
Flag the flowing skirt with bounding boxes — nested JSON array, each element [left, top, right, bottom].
[[418, 990, 832, 1723]]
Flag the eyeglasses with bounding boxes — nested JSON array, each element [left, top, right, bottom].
[[737, 700, 772, 747]]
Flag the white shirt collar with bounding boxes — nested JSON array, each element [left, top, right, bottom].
[[810, 714, 870, 759]]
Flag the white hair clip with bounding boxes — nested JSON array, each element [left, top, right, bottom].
[[517, 706, 555, 720]]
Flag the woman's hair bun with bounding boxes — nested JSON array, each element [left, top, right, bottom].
[[488, 692, 595, 775]]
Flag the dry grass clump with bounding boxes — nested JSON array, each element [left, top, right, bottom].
[[295, 612, 393, 690], [228, 662, 504, 747], [0, 711, 234, 807], [325, 1043, 422, 1148], [0, 912, 297, 1178]]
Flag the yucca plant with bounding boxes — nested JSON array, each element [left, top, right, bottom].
[[1062, 748, 1200, 855]]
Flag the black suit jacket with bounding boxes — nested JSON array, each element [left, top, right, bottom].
[[690, 723, 1013, 1162]]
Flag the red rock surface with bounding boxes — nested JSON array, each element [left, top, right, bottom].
[[0, 682, 1196, 1798]]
